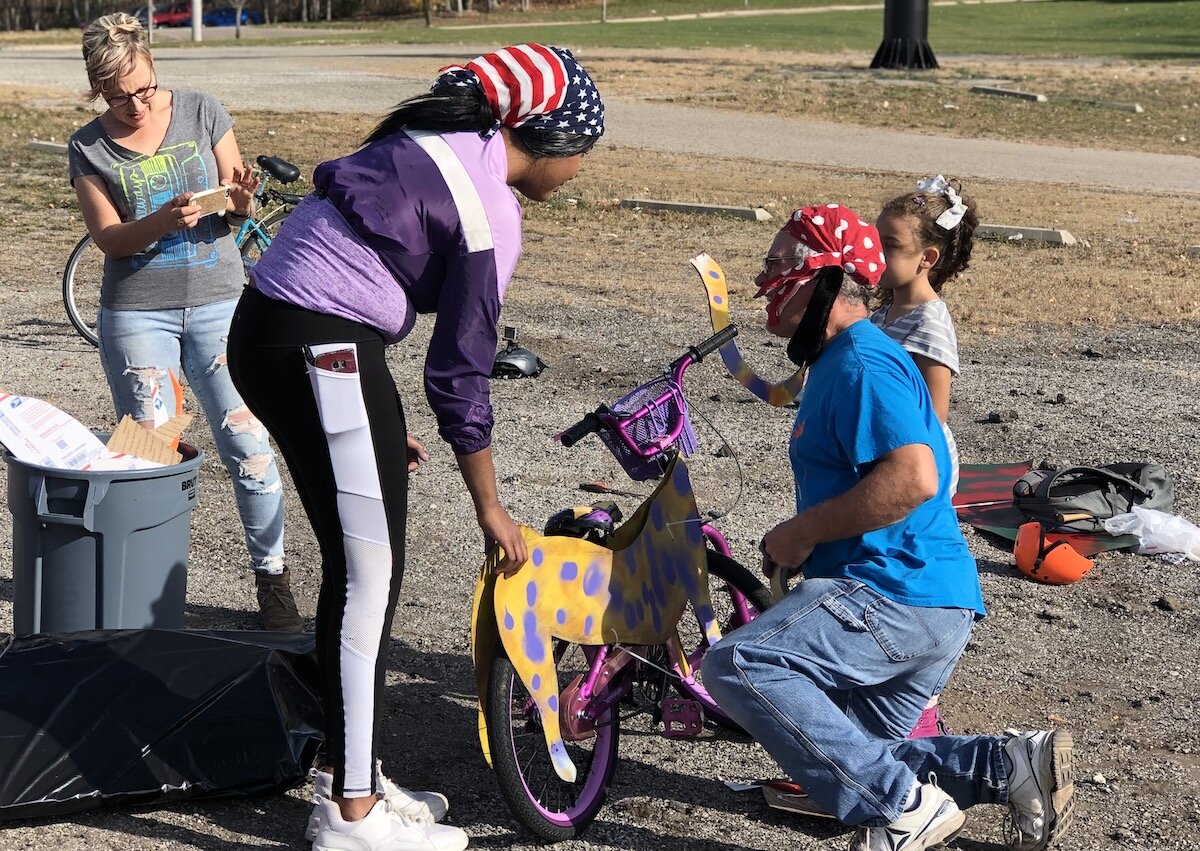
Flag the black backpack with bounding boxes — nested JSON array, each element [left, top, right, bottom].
[[1012, 463, 1174, 533]]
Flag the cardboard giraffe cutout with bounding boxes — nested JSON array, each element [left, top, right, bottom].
[[691, 252, 807, 407], [472, 455, 720, 783]]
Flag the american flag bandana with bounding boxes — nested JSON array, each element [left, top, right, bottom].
[[436, 44, 605, 139], [755, 204, 886, 325]]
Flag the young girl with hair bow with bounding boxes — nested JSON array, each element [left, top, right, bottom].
[[872, 175, 979, 494]]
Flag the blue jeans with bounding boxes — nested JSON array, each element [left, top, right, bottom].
[[97, 298, 286, 574], [703, 578, 1010, 826]]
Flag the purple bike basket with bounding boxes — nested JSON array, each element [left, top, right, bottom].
[[598, 374, 698, 481]]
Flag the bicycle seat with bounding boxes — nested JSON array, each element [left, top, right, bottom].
[[256, 155, 301, 184]]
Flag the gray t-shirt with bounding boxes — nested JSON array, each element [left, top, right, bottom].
[[68, 90, 246, 310]]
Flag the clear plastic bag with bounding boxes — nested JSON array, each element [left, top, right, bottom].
[[1103, 505, 1200, 561]]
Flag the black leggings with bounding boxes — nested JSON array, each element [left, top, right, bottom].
[[228, 286, 407, 798]]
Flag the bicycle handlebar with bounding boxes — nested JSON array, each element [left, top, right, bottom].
[[559, 326, 739, 448]]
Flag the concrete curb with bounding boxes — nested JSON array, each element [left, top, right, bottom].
[[970, 86, 1048, 103], [977, 223, 1077, 245], [620, 199, 772, 221], [27, 140, 68, 155]]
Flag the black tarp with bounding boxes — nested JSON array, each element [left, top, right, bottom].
[[0, 629, 324, 821]]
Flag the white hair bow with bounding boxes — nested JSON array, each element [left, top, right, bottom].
[[916, 174, 968, 231]]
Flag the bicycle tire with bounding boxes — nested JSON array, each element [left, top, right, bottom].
[[62, 233, 104, 348], [238, 204, 291, 272], [486, 644, 620, 842], [673, 548, 773, 728]]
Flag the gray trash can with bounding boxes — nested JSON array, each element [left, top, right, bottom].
[[4, 439, 203, 636]]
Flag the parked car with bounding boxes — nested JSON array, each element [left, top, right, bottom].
[[183, 6, 264, 26], [129, 1, 192, 27]]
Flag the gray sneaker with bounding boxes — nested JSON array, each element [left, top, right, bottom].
[[1003, 730, 1076, 851], [849, 781, 965, 851]]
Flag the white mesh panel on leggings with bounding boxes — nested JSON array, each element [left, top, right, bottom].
[[339, 528, 393, 794]]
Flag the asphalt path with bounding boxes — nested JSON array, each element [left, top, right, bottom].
[[4, 43, 1198, 195]]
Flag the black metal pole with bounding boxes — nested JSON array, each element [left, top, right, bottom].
[[870, 0, 938, 70]]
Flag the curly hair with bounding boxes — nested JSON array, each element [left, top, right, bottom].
[[81, 13, 152, 102], [880, 177, 979, 293]]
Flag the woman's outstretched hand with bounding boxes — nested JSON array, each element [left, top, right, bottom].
[[223, 163, 261, 216], [405, 434, 429, 473], [479, 503, 528, 577]]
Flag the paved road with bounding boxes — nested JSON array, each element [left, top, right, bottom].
[[5, 44, 1198, 195]]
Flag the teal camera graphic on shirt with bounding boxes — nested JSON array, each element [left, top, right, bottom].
[[117, 141, 221, 271]]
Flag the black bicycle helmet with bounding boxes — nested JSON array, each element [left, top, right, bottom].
[[491, 327, 547, 379]]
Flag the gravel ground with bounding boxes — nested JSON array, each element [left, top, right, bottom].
[[1, 262, 1198, 849], [0, 39, 1198, 851]]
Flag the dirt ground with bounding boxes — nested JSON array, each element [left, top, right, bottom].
[[1, 79, 1199, 850]]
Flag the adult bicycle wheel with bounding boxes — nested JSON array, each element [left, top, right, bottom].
[[486, 642, 619, 842], [238, 205, 291, 272], [62, 233, 104, 348], [673, 548, 773, 729]]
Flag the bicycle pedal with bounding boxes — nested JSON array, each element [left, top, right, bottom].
[[661, 698, 705, 738]]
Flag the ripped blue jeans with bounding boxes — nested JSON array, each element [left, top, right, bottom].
[[703, 578, 1010, 826], [97, 298, 285, 575]]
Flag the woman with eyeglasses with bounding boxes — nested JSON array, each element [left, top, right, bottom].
[[68, 13, 297, 632]]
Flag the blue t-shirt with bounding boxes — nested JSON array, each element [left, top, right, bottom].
[[789, 320, 985, 616]]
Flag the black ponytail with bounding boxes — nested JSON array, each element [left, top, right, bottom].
[[364, 82, 597, 158]]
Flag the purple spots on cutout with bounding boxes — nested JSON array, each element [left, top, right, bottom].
[[695, 604, 714, 625], [560, 561, 578, 581], [662, 558, 677, 585], [713, 294, 724, 304], [548, 695, 559, 712], [624, 603, 638, 630], [650, 503, 665, 531], [503, 609, 515, 631], [522, 611, 544, 662], [582, 561, 604, 596], [532, 548, 544, 567], [556, 608, 567, 625], [707, 270, 720, 279], [583, 615, 594, 634], [526, 581, 538, 607], [532, 674, 541, 691]]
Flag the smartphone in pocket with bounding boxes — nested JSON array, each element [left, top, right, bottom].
[[303, 346, 358, 374]]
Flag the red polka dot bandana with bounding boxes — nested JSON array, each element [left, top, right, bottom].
[[754, 204, 887, 323], [437, 44, 604, 139]]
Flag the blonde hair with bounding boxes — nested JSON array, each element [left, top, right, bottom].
[[81, 13, 153, 101]]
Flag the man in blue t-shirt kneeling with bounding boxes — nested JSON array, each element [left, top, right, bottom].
[[703, 206, 1075, 851]]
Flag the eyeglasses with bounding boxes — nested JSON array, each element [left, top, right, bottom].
[[760, 254, 803, 276], [105, 81, 158, 108]]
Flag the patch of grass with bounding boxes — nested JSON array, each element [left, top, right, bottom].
[[300, 0, 1200, 60], [5, 92, 1198, 340]]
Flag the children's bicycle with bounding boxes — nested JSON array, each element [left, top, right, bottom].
[[471, 325, 773, 842], [62, 154, 304, 348]]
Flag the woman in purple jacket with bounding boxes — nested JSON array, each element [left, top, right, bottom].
[[226, 45, 603, 851]]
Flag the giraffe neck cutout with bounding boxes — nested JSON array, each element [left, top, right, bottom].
[[472, 455, 720, 782], [690, 252, 807, 407]]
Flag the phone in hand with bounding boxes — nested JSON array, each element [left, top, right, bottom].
[[189, 186, 230, 218]]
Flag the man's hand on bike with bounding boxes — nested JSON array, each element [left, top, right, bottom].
[[161, 193, 202, 231], [479, 503, 528, 577], [761, 515, 814, 577], [224, 163, 261, 216]]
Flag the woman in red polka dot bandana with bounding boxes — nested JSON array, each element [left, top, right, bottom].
[[754, 203, 886, 364]]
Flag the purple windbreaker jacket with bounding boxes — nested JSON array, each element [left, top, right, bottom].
[[251, 129, 522, 455]]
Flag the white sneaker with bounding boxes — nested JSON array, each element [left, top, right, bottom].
[[1004, 730, 1076, 851], [849, 781, 966, 851], [311, 798, 467, 851], [306, 762, 450, 841]]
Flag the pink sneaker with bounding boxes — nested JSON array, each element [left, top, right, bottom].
[[908, 703, 948, 738]]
